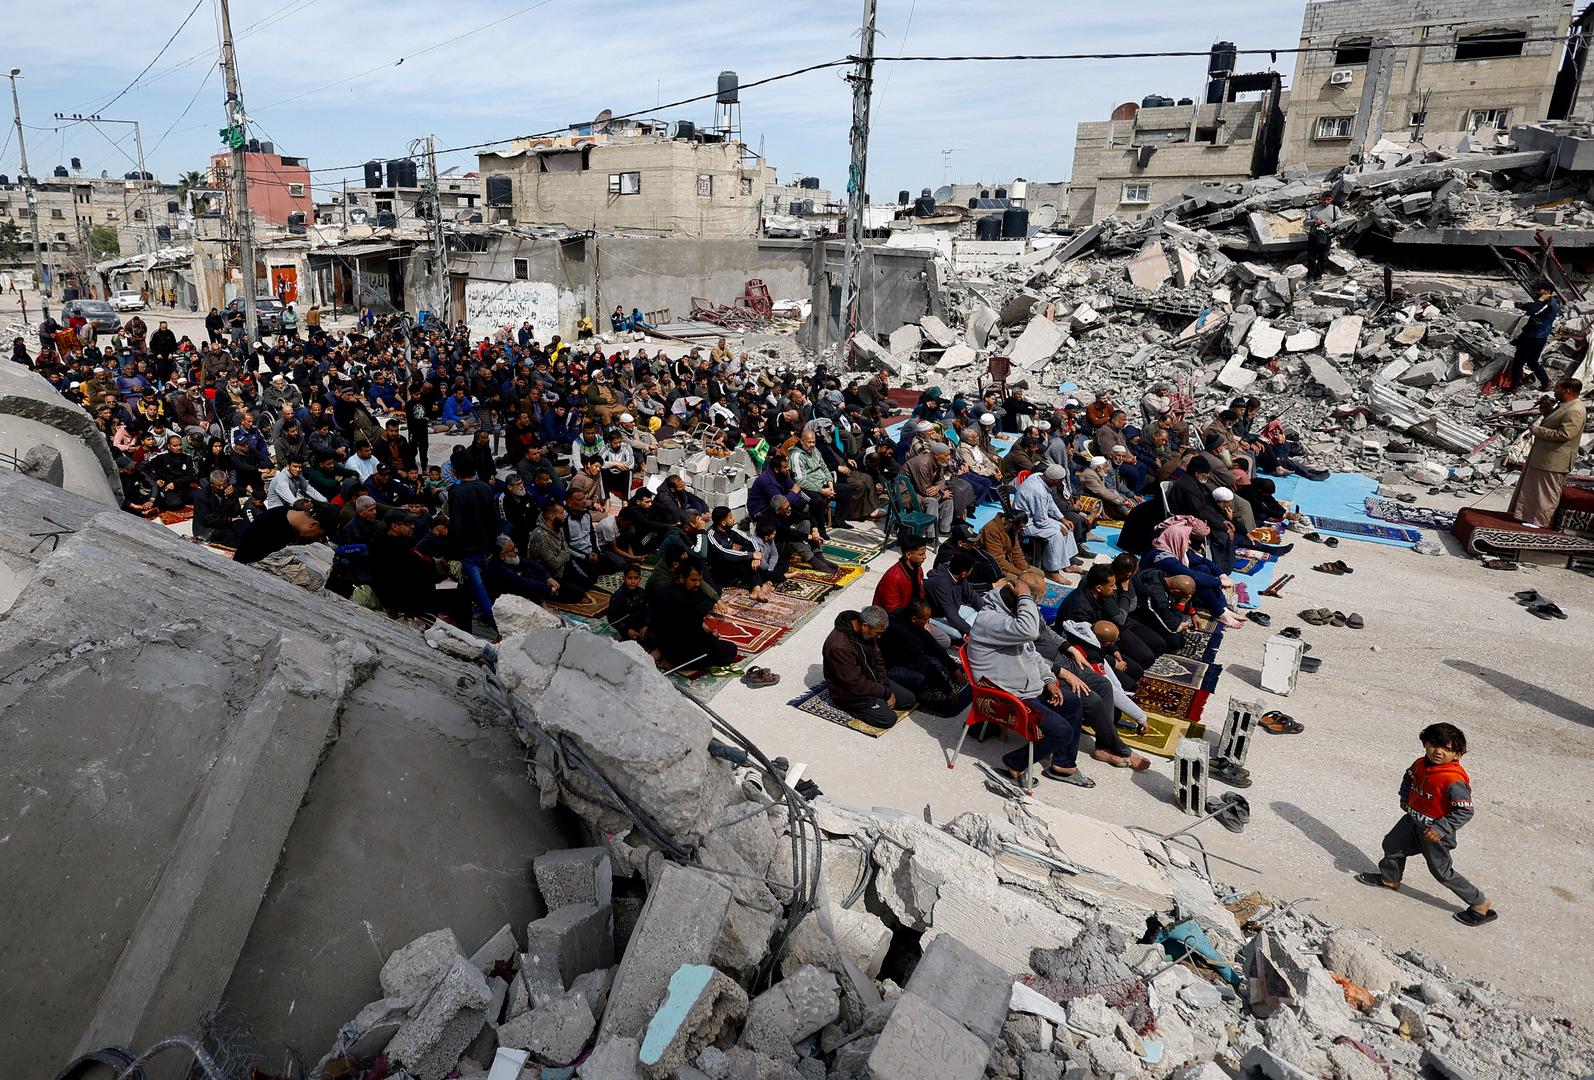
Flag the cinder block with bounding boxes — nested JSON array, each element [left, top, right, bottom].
[[1261, 633, 1306, 695], [525, 903, 614, 986], [903, 935, 1010, 1046], [1174, 738, 1209, 817], [1216, 697, 1262, 769], [534, 847, 614, 911], [384, 955, 493, 1080]]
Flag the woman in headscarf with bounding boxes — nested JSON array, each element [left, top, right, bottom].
[[1141, 515, 1245, 629]]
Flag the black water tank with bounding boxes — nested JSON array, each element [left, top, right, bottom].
[[790, 200, 804, 214], [800, 176, 821, 190], [674, 120, 696, 140], [364, 160, 383, 188], [975, 215, 1003, 240], [70, 157, 81, 171], [897, 190, 910, 204], [1209, 40, 1238, 77], [968, 197, 979, 208], [913, 194, 936, 217], [1002, 207, 1029, 238], [376, 210, 397, 227], [486, 175, 512, 207], [980, 189, 990, 199], [0, 175, 10, 185], [386, 158, 417, 188], [156, 225, 172, 241], [1141, 94, 1176, 109], [1205, 78, 1227, 105], [995, 186, 1007, 199], [247, 138, 261, 153], [53, 165, 68, 177], [1177, 97, 1195, 106]]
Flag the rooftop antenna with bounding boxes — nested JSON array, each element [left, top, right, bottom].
[[941, 147, 963, 187]]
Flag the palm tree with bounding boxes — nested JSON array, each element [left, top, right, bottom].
[[176, 170, 208, 217]]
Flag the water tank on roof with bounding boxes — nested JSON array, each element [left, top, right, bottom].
[[1177, 97, 1195, 106], [790, 200, 804, 214], [247, 138, 261, 153], [914, 193, 937, 217], [673, 120, 696, 140], [1141, 94, 1176, 109], [800, 176, 820, 190], [975, 215, 1003, 241], [994, 186, 1007, 199], [1002, 207, 1029, 239], [717, 70, 739, 103], [486, 174, 512, 206], [802, 199, 814, 213], [1209, 40, 1238, 77], [897, 190, 910, 204], [260, 141, 274, 154], [968, 197, 979, 208], [1011, 179, 1028, 200], [386, 158, 417, 188], [980, 189, 990, 199], [70, 157, 81, 171], [53, 165, 68, 177], [0, 175, 10, 185], [364, 160, 383, 188]]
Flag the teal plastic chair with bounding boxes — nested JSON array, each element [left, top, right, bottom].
[[890, 474, 938, 540]]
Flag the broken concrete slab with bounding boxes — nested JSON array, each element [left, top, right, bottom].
[[386, 955, 494, 1080], [888, 324, 923, 362], [741, 965, 841, 1061], [1172, 246, 1200, 288], [1000, 291, 1042, 326], [469, 925, 520, 978], [525, 903, 614, 985], [1303, 354, 1355, 401], [1126, 243, 1172, 290], [1216, 354, 1258, 391], [1284, 329, 1322, 353], [904, 934, 1010, 1046], [1008, 314, 1066, 371], [850, 333, 898, 373], [497, 989, 596, 1066], [936, 343, 978, 370], [918, 315, 956, 348], [1323, 315, 1363, 357], [1393, 323, 1426, 345], [966, 304, 999, 348], [637, 964, 747, 1079], [382, 930, 467, 1000], [1321, 930, 1403, 993], [534, 847, 614, 911], [865, 992, 990, 1080], [598, 863, 732, 1042], [1246, 320, 1285, 360], [1452, 304, 1525, 336]]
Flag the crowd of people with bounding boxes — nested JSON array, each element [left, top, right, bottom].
[[17, 299, 1329, 730]]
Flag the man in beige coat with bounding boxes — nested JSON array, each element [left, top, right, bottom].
[[1509, 378, 1587, 528]]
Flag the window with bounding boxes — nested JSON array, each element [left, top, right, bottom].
[[1464, 108, 1510, 131], [513, 258, 529, 280], [696, 173, 713, 197], [1333, 38, 1372, 65], [55, 232, 66, 241], [739, 177, 753, 196], [132, 209, 145, 220], [288, 182, 306, 197], [608, 171, 641, 195], [1455, 29, 1526, 61], [1410, 111, 1428, 127], [50, 208, 64, 219], [1121, 183, 1151, 204], [1315, 116, 1355, 140]]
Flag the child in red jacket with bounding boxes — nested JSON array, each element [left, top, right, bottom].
[[1357, 723, 1497, 926]]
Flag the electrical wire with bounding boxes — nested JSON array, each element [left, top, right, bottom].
[[149, 61, 219, 155], [87, 0, 207, 116]]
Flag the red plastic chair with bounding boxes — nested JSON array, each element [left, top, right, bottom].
[[948, 643, 1043, 793]]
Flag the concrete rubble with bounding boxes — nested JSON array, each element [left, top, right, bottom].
[[851, 132, 1594, 494]]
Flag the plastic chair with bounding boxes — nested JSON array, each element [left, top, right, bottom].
[[889, 474, 938, 540], [947, 643, 1043, 792], [1159, 479, 1175, 516]]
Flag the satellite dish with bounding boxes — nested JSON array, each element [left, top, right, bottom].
[[932, 185, 954, 204], [454, 208, 476, 223], [592, 108, 613, 129], [1031, 202, 1060, 230], [348, 207, 370, 225]]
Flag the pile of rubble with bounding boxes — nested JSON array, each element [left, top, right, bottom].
[[306, 605, 1594, 1080], [858, 135, 1594, 495]]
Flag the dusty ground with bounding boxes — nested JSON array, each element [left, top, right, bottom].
[[1, 285, 359, 345], [712, 480, 1594, 1019]]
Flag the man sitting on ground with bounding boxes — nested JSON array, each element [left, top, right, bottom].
[[822, 605, 916, 729]]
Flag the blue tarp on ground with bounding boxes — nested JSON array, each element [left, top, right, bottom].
[[1272, 472, 1418, 548]]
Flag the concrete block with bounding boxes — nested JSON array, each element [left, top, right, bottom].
[[1216, 354, 1257, 391], [904, 934, 1011, 1046], [1009, 981, 1068, 1027], [864, 993, 989, 1080], [497, 989, 596, 1066], [1246, 320, 1284, 359], [1321, 930, 1402, 993], [1008, 315, 1065, 371], [1241, 1044, 1317, 1080], [1377, 358, 1412, 384], [831, 906, 892, 979], [1126, 243, 1172, 290], [936, 343, 978, 370], [999, 291, 1041, 326], [1069, 302, 1100, 330], [1303, 354, 1355, 402], [741, 965, 841, 1061], [1452, 304, 1524, 336], [469, 925, 520, 978], [577, 1036, 643, 1078], [1172, 246, 1200, 288], [918, 315, 956, 347], [851, 333, 898, 373], [1284, 329, 1321, 353], [888, 324, 923, 361], [570, 966, 614, 1016], [386, 955, 493, 1080], [1261, 633, 1305, 696], [1174, 738, 1208, 816], [383, 929, 468, 999], [535, 847, 614, 911], [525, 903, 614, 986], [493, 595, 564, 637], [967, 304, 1000, 348], [507, 951, 566, 1018], [599, 863, 732, 1042], [1398, 359, 1446, 387], [638, 964, 749, 1079]]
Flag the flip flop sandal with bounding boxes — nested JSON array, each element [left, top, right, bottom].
[[1210, 760, 1253, 788], [1304, 531, 1326, 543], [1346, 613, 1365, 629], [1528, 602, 1567, 620], [1259, 711, 1304, 734], [1280, 626, 1302, 638], [1330, 611, 1348, 627], [1453, 908, 1499, 927], [1314, 562, 1346, 575], [1043, 768, 1096, 788], [1299, 609, 1330, 625], [1513, 590, 1542, 605], [1324, 536, 1340, 548], [1246, 611, 1272, 626], [1300, 656, 1323, 673], [1355, 872, 1399, 890], [741, 667, 782, 688], [1206, 793, 1251, 833]]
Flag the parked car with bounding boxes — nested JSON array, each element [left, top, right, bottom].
[[62, 299, 122, 333], [110, 289, 146, 312], [224, 296, 286, 335]]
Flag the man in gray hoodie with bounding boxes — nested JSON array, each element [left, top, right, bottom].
[[966, 571, 1095, 787]]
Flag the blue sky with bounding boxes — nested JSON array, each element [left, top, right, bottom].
[[3, 0, 1308, 198]]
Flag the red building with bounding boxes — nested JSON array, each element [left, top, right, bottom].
[[209, 147, 313, 226]]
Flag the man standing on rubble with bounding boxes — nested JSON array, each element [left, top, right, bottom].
[[1306, 192, 1342, 281], [1508, 283, 1560, 392], [1509, 378, 1587, 529]]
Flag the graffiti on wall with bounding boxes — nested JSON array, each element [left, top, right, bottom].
[[465, 279, 560, 340]]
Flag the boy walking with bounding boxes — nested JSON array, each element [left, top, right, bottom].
[[1357, 723, 1497, 926]]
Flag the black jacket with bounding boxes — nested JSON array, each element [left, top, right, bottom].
[[448, 478, 499, 556], [821, 610, 890, 706]]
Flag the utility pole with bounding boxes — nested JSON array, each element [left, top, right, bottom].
[[63, 114, 157, 257], [423, 134, 446, 323], [839, 0, 877, 358], [217, 0, 257, 344], [341, 177, 348, 226], [7, 68, 50, 321]]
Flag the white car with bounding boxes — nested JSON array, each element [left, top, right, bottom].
[[110, 290, 146, 312]]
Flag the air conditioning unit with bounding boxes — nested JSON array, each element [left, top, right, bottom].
[[1329, 69, 1355, 86]]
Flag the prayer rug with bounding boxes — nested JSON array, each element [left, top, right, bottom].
[[593, 572, 627, 593], [559, 612, 619, 640], [1076, 496, 1103, 518], [1141, 654, 1222, 692], [669, 669, 736, 703], [546, 588, 614, 619], [1037, 579, 1072, 623], [787, 684, 898, 738], [1173, 629, 1222, 664], [1304, 515, 1422, 544], [720, 589, 819, 626], [1363, 497, 1455, 530], [828, 525, 887, 550], [775, 578, 833, 602], [703, 612, 787, 655], [1233, 554, 1268, 575], [1133, 677, 1198, 722], [1119, 713, 1189, 759], [1248, 526, 1283, 546], [823, 540, 886, 565], [158, 507, 195, 526], [789, 563, 866, 588]]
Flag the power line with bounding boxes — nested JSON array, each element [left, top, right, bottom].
[[88, 0, 207, 115], [150, 61, 219, 154]]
